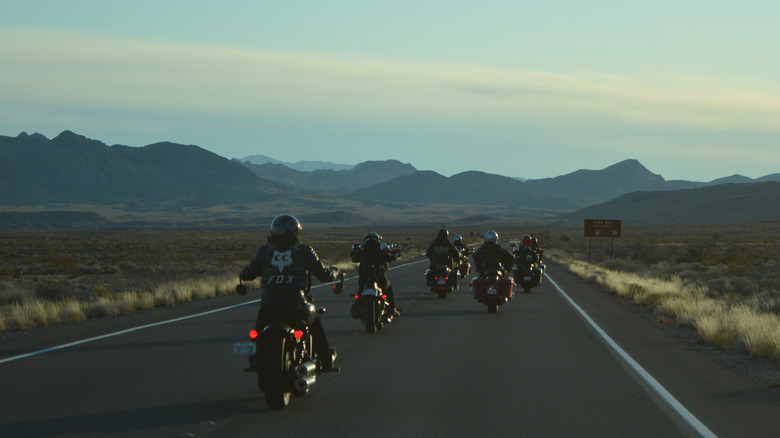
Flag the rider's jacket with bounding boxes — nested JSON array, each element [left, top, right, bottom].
[[241, 242, 336, 305], [426, 236, 461, 269], [472, 242, 515, 276], [454, 242, 471, 256], [515, 245, 539, 265], [351, 241, 396, 291]]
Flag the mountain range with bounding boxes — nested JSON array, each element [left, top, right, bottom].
[[1, 130, 778, 229]]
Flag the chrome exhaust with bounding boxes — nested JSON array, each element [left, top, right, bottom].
[[295, 361, 317, 378], [295, 375, 317, 393]]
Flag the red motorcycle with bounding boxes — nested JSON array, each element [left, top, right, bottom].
[[471, 270, 514, 313]]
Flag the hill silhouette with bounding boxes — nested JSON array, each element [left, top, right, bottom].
[[0, 131, 284, 207], [239, 159, 416, 190], [560, 181, 780, 225], [1, 130, 778, 229]]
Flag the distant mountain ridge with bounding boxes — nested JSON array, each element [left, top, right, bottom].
[[1, 130, 778, 229], [0, 131, 284, 206], [238, 159, 417, 190], [560, 181, 780, 225], [239, 154, 355, 172]]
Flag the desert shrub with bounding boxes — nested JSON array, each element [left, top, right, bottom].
[[0, 282, 32, 306], [35, 281, 74, 301], [91, 285, 114, 299], [598, 258, 645, 273], [648, 260, 682, 280], [75, 263, 119, 276]]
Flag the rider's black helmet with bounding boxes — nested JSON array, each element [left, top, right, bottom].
[[437, 228, 449, 239], [269, 214, 302, 246], [363, 231, 381, 245]]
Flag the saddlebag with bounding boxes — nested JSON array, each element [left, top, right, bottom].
[[472, 277, 514, 300]]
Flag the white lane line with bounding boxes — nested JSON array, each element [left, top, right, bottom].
[[0, 300, 259, 365], [0, 259, 426, 365], [546, 274, 717, 438]]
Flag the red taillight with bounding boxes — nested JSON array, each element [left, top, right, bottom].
[[445, 276, 449, 281], [294, 330, 304, 340], [381, 294, 387, 300], [354, 294, 360, 300], [248, 329, 258, 340]]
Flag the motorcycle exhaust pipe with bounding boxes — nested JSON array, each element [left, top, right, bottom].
[[295, 361, 317, 378], [295, 375, 317, 393]]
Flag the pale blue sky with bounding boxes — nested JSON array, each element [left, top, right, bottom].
[[2, 1, 779, 181]]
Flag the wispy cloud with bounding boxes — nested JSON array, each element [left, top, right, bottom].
[[3, 27, 780, 131]]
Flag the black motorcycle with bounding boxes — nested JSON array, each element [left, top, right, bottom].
[[233, 273, 343, 409], [512, 249, 544, 294], [351, 265, 393, 333], [426, 264, 458, 299]]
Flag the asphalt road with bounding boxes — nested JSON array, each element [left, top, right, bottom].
[[1, 258, 778, 438]]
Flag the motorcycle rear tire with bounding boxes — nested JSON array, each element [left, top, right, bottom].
[[364, 298, 377, 334], [262, 335, 292, 410], [438, 291, 447, 299], [488, 302, 497, 313], [524, 286, 532, 294]]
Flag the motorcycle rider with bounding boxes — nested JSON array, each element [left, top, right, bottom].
[[350, 232, 401, 317], [425, 228, 462, 287], [516, 235, 540, 265], [453, 234, 472, 257], [239, 214, 338, 371], [426, 228, 461, 270], [472, 230, 515, 278]]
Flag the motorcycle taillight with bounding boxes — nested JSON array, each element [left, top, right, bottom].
[[354, 294, 360, 300], [294, 330, 304, 340], [249, 329, 258, 340]]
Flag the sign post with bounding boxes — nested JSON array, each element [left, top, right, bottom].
[[584, 219, 622, 262]]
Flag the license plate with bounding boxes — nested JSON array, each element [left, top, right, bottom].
[[524, 276, 532, 282], [233, 341, 256, 356], [362, 289, 381, 296], [487, 289, 497, 295]]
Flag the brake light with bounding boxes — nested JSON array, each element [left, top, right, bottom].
[[354, 294, 360, 300], [381, 294, 387, 300], [445, 276, 449, 281], [294, 330, 304, 340], [249, 329, 258, 340]]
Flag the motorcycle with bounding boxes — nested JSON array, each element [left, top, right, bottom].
[[471, 270, 514, 313], [456, 247, 472, 279], [351, 266, 393, 334], [233, 273, 343, 410], [425, 264, 458, 299], [512, 248, 544, 294]]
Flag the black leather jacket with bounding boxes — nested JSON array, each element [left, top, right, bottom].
[[426, 236, 461, 269], [240, 242, 336, 304], [351, 241, 396, 290], [473, 242, 515, 276]]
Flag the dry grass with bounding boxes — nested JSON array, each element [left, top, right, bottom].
[[546, 222, 780, 362]]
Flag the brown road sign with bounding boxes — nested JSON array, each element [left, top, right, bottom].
[[584, 219, 622, 238]]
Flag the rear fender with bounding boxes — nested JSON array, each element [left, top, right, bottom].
[[259, 323, 296, 343]]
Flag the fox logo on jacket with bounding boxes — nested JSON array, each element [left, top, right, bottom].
[[271, 250, 292, 273]]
